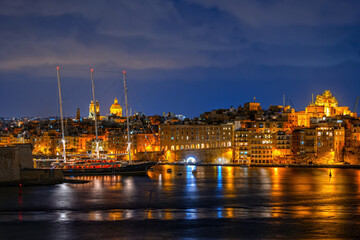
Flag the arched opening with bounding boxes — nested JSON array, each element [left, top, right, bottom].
[[186, 156, 196, 164]]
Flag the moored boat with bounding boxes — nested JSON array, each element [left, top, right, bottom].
[[53, 68, 156, 176], [62, 161, 156, 176]]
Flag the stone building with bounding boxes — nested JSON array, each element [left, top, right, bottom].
[[0, 144, 63, 185], [159, 123, 233, 163], [110, 98, 122, 117], [88, 100, 100, 120], [248, 131, 274, 164], [233, 129, 250, 164]]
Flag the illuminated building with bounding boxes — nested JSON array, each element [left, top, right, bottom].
[[78, 135, 95, 154], [294, 90, 357, 127], [86, 139, 108, 154], [306, 90, 356, 118], [233, 129, 250, 164], [244, 101, 261, 111], [64, 136, 80, 154], [334, 127, 345, 162], [285, 108, 298, 128], [244, 120, 290, 133], [274, 131, 291, 158], [110, 98, 122, 117], [315, 126, 336, 163], [136, 133, 160, 152], [88, 100, 100, 120], [351, 124, 360, 142], [159, 124, 233, 163], [249, 132, 274, 164], [292, 125, 345, 164], [33, 131, 58, 155], [0, 134, 11, 145], [296, 111, 311, 127], [292, 128, 316, 160], [107, 131, 129, 154]]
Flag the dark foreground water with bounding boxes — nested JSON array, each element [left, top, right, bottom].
[[1, 166, 360, 239]]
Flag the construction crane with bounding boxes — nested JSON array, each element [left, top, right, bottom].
[[354, 96, 360, 113]]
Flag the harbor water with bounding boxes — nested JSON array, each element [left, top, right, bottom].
[[1, 165, 360, 239]]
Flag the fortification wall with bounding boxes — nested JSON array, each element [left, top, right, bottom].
[[0, 146, 20, 183], [0, 144, 63, 185]]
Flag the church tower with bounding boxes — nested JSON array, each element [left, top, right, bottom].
[[75, 108, 80, 121], [110, 98, 122, 117], [89, 100, 100, 120]]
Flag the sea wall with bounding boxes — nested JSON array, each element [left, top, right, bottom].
[[21, 168, 63, 185], [0, 144, 63, 186], [0, 145, 20, 184]]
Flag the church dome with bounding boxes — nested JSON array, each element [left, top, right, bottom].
[[110, 98, 122, 117]]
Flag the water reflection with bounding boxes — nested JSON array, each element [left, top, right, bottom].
[[185, 165, 197, 194], [217, 166, 223, 190], [1, 166, 360, 239]]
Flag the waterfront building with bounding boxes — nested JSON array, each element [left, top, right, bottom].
[[33, 131, 58, 155], [249, 131, 274, 164], [0, 134, 14, 145], [159, 123, 233, 163], [86, 138, 108, 154], [107, 131, 128, 154], [233, 129, 250, 164], [136, 133, 160, 153], [273, 131, 292, 160], [291, 125, 345, 164]]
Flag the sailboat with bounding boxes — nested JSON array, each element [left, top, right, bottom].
[[56, 67, 156, 176]]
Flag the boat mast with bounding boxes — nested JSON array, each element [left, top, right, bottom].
[[90, 69, 100, 159], [56, 67, 66, 163], [123, 71, 132, 164]]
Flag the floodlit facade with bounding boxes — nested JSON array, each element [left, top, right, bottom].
[[88, 100, 100, 120], [159, 124, 233, 163], [110, 98, 122, 117]]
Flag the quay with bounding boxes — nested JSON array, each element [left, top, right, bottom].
[[159, 162, 360, 169], [0, 144, 63, 186]]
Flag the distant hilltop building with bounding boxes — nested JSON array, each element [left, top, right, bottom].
[[88, 100, 100, 120], [296, 90, 357, 127], [306, 90, 354, 117], [110, 98, 122, 117]]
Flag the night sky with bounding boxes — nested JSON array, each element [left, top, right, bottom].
[[1, 0, 360, 118]]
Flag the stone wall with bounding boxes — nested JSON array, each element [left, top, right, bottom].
[[21, 169, 63, 185], [0, 144, 63, 186], [171, 148, 233, 164], [16, 144, 33, 169], [0, 146, 20, 183]]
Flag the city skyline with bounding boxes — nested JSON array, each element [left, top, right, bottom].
[[1, 0, 360, 117], [0, 85, 358, 119], [2, 2, 360, 239]]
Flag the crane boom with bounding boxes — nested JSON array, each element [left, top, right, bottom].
[[354, 96, 360, 113]]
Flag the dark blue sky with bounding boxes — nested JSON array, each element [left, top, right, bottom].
[[1, 0, 360, 118]]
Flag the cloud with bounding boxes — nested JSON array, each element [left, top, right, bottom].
[[189, 0, 360, 27], [0, 0, 359, 76]]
